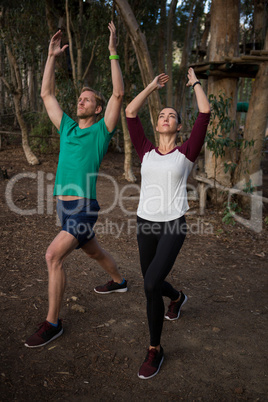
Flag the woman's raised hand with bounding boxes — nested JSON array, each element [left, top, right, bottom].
[[186, 67, 198, 87], [153, 73, 169, 90]]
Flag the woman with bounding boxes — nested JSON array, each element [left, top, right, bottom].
[[125, 68, 210, 379]]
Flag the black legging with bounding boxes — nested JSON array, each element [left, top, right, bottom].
[[137, 215, 187, 346]]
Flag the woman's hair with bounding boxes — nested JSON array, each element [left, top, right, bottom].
[[80, 87, 106, 114], [158, 107, 181, 125]]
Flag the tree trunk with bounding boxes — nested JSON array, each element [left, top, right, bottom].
[[205, 0, 239, 188], [175, 0, 205, 117], [44, 0, 57, 37], [166, 0, 178, 106], [115, 0, 163, 145], [65, 0, 78, 95], [73, 0, 83, 85], [158, 0, 167, 74], [235, 29, 268, 190], [121, 108, 136, 182], [122, 33, 136, 182], [13, 94, 40, 165], [0, 41, 4, 124], [198, 12, 210, 62], [5, 44, 39, 165], [28, 64, 37, 112], [254, 0, 267, 47]]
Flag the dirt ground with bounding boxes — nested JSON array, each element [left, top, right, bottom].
[[0, 145, 267, 401]]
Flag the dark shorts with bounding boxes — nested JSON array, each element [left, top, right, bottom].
[[56, 198, 100, 249]]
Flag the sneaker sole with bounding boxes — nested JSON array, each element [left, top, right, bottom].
[[94, 287, 128, 294], [137, 355, 164, 380], [24, 328, 63, 348], [164, 294, 188, 321]]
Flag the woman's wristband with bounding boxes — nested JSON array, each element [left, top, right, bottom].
[[109, 55, 119, 60], [192, 81, 201, 89]]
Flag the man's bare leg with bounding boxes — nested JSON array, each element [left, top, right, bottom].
[[45, 230, 79, 324], [82, 237, 123, 283]]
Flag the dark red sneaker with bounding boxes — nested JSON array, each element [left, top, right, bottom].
[[165, 291, 188, 321], [138, 346, 164, 380], [24, 320, 63, 348], [94, 279, 128, 294]]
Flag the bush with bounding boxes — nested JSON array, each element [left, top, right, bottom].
[[29, 113, 59, 154]]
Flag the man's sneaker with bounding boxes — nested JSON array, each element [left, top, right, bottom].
[[165, 291, 188, 321], [94, 279, 128, 294], [25, 320, 63, 348], [138, 346, 164, 380]]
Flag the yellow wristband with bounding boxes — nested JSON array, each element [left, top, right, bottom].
[[109, 55, 119, 60]]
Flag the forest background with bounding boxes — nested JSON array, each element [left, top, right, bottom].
[[0, 1, 268, 401], [0, 0, 267, 216]]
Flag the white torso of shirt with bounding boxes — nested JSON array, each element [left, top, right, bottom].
[[138, 148, 194, 222]]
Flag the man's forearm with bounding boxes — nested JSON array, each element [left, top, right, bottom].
[[41, 55, 56, 99], [110, 58, 124, 99]]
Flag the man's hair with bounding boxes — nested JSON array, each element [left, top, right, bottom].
[[80, 87, 106, 115], [157, 107, 182, 125]]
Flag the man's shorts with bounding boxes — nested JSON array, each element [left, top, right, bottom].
[[56, 198, 100, 249]]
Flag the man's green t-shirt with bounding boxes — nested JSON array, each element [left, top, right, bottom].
[[53, 113, 115, 199]]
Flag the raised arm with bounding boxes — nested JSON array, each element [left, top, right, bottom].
[[125, 74, 169, 118], [104, 21, 124, 133], [41, 30, 69, 130], [186, 67, 210, 113]]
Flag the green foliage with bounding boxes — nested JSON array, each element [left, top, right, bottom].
[[205, 92, 254, 175], [206, 92, 236, 159], [243, 179, 254, 194], [222, 200, 242, 226], [29, 113, 59, 154]]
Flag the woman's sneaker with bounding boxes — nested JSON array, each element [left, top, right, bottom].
[[94, 279, 128, 294], [165, 291, 188, 321], [138, 346, 164, 380], [25, 320, 63, 348]]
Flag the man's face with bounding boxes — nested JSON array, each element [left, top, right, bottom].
[[77, 90, 98, 119]]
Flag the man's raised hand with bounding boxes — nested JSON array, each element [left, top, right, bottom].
[[108, 21, 117, 54], [49, 30, 69, 57]]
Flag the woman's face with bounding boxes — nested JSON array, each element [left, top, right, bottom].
[[156, 108, 181, 134]]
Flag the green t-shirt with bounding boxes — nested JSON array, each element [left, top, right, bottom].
[[53, 113, 115, 199]]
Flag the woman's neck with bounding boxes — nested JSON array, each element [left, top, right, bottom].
[[158, 135, 177, 154]]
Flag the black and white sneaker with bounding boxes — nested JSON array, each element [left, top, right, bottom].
[[94, 279, 128, 294], [25, 320, 63, 348]]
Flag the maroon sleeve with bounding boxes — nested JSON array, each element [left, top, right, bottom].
[[178, 112, 211, 162], [126, 116, 155, 162]]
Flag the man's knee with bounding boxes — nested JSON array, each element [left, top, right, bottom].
[[45, 247, 61, 266]]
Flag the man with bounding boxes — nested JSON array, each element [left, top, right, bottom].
[[25, 21, 127, 348]]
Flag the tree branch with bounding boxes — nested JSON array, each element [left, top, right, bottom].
[[82, 37, 99, 82]]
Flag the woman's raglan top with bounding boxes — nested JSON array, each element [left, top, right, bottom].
[[54, 113, 115, 199], [126, 112, 210, 222]]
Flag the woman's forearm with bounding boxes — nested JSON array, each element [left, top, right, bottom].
[[125, 81, 158, 118]]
